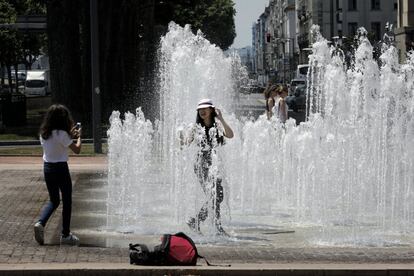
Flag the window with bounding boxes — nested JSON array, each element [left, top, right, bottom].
[[348, 22, 358, 36], [371, 22, 381, 41], [348, 0, 357, 11], [25, 80, 46, 88], [371, 0, 380, 10], [299, 66, 308, 76]]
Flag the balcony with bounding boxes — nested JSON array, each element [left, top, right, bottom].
[[284, 0, 295, 10], [297, 6, 311, 22]]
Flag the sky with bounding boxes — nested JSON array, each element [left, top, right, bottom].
[[232, 0, 270, 49]]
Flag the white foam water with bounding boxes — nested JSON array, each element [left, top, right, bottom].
[[107, 23, 414, 246]]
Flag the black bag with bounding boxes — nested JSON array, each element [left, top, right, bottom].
[[129, 243, 152, 265]]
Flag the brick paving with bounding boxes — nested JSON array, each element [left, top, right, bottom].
[[0, 156, 414, 267]]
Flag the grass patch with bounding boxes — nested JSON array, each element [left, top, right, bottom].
[[27, 108, 47, 116], [0, 134, 37, 140], [0, 143, 108, 155]]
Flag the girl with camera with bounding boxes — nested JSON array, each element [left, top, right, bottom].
[[34, 104, 82, 246]]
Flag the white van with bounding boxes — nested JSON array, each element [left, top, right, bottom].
[[296, 64, 309, 80], [25, 70, 50, 97]]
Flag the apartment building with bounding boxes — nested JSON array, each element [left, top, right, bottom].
[[254, 0, 399, 83], [395, 0, 414, 62]]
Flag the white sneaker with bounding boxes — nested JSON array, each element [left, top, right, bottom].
[[60, 233, 80, 246], [34, 222, 44, 245]]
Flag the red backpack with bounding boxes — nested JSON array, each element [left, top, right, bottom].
[[163, 233, 198, 265], [130, 232, 220, 266]]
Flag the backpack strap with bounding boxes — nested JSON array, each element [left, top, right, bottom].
[[150, 234, 171, 265], [155, 234, 170, 253], [197, 254, 231, 267], [129, 243, 142, 250]]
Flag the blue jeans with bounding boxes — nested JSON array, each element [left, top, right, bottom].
[[38, 162, 72, 236]]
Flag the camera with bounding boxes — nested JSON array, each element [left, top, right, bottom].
[[75, 122, 81, 130]]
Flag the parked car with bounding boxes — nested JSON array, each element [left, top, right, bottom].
[[296, 64, 309, 80], [286, 85, 306, 112], [240, 83, 264, 94], [289, 78, 306, 96]]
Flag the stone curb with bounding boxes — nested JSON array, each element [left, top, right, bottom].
[[0, 263, 413, 276]]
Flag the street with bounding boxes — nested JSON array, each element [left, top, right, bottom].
[[236, 92, 306, 123]]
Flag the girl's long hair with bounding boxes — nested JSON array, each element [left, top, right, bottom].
[[264, 85, 279, 112], [195, 107, 224, 145], [264, 84, 278, 100], [276, 84, 288, 96], [39, 104, 74, 140], [196, 107, 217, 126]]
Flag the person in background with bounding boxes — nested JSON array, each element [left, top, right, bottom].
[[266, 85, 289, 123], [264, 84, 278, 120], [183, 99, 233, 236], [272, 85, 289, 123], [34, 104, 82, 246]]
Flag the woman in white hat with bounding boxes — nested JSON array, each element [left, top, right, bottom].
[[185, 98, 233, 235]]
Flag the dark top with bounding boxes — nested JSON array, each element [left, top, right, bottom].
[[196, 123, 224, 167]]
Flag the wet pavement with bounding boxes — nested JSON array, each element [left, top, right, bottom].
[[0, 155, 414, 275]]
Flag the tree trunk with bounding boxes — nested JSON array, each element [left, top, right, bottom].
[[138, 0, 158, 121], [45, 0, 161, 133], [14, 65, 18, 94], [0, 63, 4, 87], [6, 65, 12, 93], [46, 0, 83, 122], [78, 0, 92, 134], [98, 0, 157, 121]]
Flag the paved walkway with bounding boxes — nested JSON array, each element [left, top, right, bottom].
[[0, 156, 413, 274]]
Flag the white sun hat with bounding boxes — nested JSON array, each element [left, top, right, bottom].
[[197, 98, 215, 110]]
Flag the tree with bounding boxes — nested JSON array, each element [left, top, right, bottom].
[[44, 0, 157, 128], [43, 0, 236, 133], [45, 0, 85, 123], [0, 0, 47, 92], [0, 0, 18, 92], [197, 0, 236, 50], [156, 0, 236, 50], [16, 0, 47, 70]]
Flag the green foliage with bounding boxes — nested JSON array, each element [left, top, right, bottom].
[[0, 0, 16, 23], [200, 0, 236, 50], [0, 0, 46, 69], [0, 0, 18, 65], [158, 0, 236, 50]]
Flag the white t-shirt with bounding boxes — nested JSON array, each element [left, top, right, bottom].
[[40, 130, 73, 163]]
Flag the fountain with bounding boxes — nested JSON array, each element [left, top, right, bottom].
[[106, 22, 414, 246]]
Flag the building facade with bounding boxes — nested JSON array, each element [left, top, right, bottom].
[[254, 0, 400, 84], [395, 0, 414, 62], [252, 9, 270, 85]]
